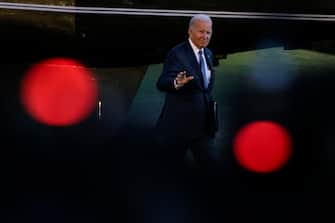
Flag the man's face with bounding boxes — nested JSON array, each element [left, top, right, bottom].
[[188, 20, 212, 49]]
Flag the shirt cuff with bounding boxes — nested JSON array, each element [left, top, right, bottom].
[[174, 79, 182, 89]]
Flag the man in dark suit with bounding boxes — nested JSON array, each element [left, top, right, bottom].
[[155, 14, 217, 172]]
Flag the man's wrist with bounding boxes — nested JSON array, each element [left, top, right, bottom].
[[174, 79, 182, 89]]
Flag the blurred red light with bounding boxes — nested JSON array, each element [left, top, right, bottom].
[[20, 58, 98, 126], [233, 121, 292, 173]]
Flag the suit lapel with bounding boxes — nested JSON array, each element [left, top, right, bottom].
[[204, 48, 215, 90], [184, 41, 201, 76], [182, 41, 205, 89], [204, 48, 213, 71]]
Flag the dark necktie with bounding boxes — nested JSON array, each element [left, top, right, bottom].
[[199, 50, 208, 89]]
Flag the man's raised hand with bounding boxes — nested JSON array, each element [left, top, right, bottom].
[[175, 71, 194, 88]]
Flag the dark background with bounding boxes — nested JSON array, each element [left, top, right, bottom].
[[1, 1, 335, 223]]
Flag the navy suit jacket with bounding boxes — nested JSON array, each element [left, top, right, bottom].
[[156, 40, 216, 141]]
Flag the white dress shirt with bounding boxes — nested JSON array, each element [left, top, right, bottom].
[[188, 38, 211, 84]]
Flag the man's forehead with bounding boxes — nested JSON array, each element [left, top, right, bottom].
[[194, 20, 212, 26], [193, 21, 212, 29]]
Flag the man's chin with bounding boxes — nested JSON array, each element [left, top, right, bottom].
[[201, 43, 209, 47]]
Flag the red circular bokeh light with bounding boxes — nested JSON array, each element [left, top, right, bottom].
[[20, 58, 98, 126], [233, 121, 292, 173]]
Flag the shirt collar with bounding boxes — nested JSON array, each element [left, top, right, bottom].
[[188, 38, 204, 57]]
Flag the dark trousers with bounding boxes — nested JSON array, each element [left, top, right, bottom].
[[155, 133, 218, 176]]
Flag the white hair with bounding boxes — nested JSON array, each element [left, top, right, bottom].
[[189, 14, 212, 28]]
